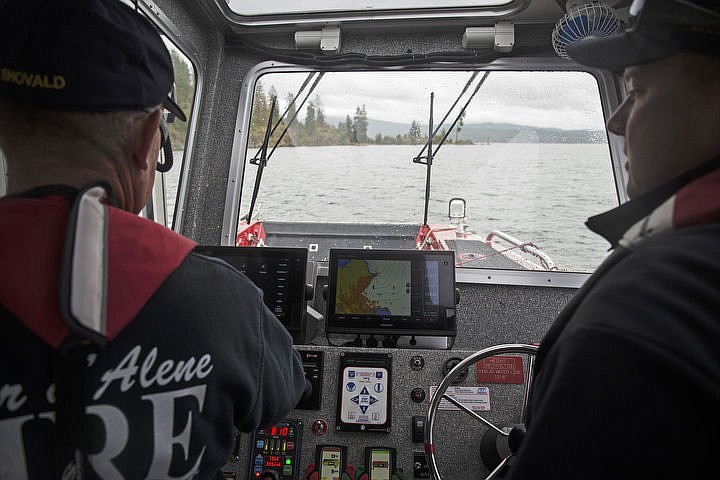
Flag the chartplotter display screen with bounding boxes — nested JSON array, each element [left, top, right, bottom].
[[193, 246, 307, 335], [326, 249, 456, 337]]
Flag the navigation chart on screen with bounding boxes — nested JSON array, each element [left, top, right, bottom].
[[335, 259, 410, 316]]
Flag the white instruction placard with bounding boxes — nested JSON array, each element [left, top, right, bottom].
[[429, 386, 491, 412]]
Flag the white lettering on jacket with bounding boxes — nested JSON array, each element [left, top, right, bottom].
[[0, 384, 27, 412], [93, 346, 213, 400], [0, 345, 215, 479], [142, 385, 207, 479]]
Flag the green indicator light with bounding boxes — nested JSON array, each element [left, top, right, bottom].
[[285, 459, 292, 465]]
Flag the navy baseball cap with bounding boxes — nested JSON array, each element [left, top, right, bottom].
[[0, 0, 186, 121], [566, 0, 720, 71]]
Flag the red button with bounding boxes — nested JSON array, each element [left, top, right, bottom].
[[311, 419, 328, 435]]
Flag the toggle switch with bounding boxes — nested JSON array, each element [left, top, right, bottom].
[[412, 415, 426, 443]]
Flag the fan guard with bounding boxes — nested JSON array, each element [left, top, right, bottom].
[[552, 1, 621, 59]]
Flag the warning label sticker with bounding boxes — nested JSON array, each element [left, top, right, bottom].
[[475, 355, 525, 384], [429, 386, 490, 412]]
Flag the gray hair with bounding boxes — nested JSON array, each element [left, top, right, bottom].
[[0, 98, 144, 165]]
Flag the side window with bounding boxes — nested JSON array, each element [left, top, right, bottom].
[[238, 70, 618, 274], [147, 38, 196, 228], [116, 0, 196, 229], [162, 40, 196, 228]]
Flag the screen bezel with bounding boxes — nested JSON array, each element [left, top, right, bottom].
[[325, 248, 457, 337], [193, 245, 308, 335]]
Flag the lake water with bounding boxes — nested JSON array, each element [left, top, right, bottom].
[[168, 143, 619, 272]]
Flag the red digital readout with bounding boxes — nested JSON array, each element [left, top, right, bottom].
[[264, 456, 283, 467], [269, 426, 290, 437]]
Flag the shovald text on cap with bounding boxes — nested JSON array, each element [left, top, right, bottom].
[[566, 0, 720, 71], [0, 0, 186, 121]]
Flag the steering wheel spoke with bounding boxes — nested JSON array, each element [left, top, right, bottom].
[[440, 393, 508, 436], [486, 455, 511, 480]]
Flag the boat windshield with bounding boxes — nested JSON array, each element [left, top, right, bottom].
[[239, 69, 618, 273]]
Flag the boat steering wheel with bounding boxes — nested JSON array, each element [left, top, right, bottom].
[[424, 343, 539, 480]]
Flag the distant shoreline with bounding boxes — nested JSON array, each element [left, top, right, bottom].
[[247, 139, 607, 148]]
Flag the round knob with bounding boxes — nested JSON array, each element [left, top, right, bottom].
[[411, 387, 426, 403], [410, 355, 425, 371], [443, 357, 469, 384]]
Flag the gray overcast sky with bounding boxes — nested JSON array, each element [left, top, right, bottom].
[[258, 70, 607, 131]]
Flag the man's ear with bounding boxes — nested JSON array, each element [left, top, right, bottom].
[[132, 108, 162, 170]]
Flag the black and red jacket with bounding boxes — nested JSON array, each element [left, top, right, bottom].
[[509, 158, 720, 479], [0, 186, 305, 479]]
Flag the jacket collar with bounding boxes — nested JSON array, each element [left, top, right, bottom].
[[586, 155, 720, 248], [1, 184, 119, 206]]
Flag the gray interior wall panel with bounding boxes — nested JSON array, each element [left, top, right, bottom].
[[149, 0, 232, 243], [313, 280, 571, 350], [184, 50, 253, 244]]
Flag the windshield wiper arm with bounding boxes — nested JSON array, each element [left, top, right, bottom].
[[413, 71, 491, 227], [414, 71, 478, 162], [250, 72, 325, 164], [430, 71, 490, 158], [244, 97, 276, 223], [414, 92, 435, 226], [243, 72, 325, 222]]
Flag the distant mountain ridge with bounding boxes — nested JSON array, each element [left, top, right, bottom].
[[450, 122, 607, 144], [328, 116, 606, 144]]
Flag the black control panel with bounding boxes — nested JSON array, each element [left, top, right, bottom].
[[249, 419, 303, 480], [237, 347, 532, 480]]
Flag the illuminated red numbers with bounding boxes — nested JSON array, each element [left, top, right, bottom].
[[265, 455, 283, 467], [270, 425, 290, 437]]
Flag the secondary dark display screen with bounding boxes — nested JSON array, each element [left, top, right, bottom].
[[326, 249, 456, 336], [193, 246, 307, 335]]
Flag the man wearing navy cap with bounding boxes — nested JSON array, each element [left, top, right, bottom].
[[0, 1, 305, 478], [508, 0, 720, 478]]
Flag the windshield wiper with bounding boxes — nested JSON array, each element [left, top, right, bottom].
[[249, 71, 325, 165], [431, 71, 490, 158], [415, 92, 435, 226], [413, 71, 478, 163], [244, 97, 276, 223], [243, 72, 324, 222], [414, 71, 490, 162], [414, 71, 491, 226]]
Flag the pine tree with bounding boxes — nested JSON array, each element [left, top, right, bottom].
[[268, 87, 281, 122], [284, 93, 299, 146], [409, 120, 423, 145], [314, 95, 326, 127], [346, 115, 356, 143], [249, 82, 269, 147], [455, 110, 466, 143], [168, 50, 195, 148], [353, 105, 368, 143], [305, 101, 317, 138]]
